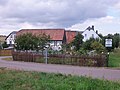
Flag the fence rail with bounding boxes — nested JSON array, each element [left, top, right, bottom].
[[0, 50, 12, 56], [12, 51, 108, 67]]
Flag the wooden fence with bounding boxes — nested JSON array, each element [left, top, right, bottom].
[[0, 50, 12, 56], [12, 51, 108, 67]]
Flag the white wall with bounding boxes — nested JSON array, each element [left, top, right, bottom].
[[50, 41, 62, 51]]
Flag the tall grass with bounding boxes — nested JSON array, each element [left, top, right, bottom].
[[0, 68, 120, 90], [109, 48, 120, 67]]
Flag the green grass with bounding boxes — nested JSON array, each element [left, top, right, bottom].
[[109, 49, 120, 67], [2, 57, 13, 61], [0, 68, 120, 90]]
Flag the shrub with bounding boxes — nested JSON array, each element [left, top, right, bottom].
[[91, 41, 106, 53]]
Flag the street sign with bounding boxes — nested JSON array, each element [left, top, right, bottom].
[[105, 39, 112, 47]]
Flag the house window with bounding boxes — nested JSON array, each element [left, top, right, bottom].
[[11, 35, 13, 38], [14, 35, 16, 38], [9, 41, 12, 45], [92, 34, 94, 38], [54, 41, 57, 46], [85, 34, 87, 37]]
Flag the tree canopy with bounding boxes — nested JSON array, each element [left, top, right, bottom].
[[81, 38, 105, 53], [15, 33, 50, 51], [103, 33, 120, 51], [72, 33, 84, 51]]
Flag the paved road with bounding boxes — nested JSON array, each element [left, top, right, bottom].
[[0, 56, 120, 81]]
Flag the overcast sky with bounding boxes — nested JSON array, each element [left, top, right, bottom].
[[0, 0, 120, 35]]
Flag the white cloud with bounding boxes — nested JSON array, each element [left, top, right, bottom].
[[67, 16, 120, 35], [0, 0, 119, 35], [0, 0, 118, 24], [114, 1, 120, 9]]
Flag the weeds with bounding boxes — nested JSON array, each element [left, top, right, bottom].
[[0, 69, 120, 90]]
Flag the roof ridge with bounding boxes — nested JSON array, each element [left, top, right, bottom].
[[20, 29, 65, 30]]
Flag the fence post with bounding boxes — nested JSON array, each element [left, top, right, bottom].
[[106, 52, 109, 67], [45, 48, 48, 64]]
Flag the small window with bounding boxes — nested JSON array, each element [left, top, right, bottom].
[[92, 34, 94, 38], [10, 35, 13, 38], [10, 41, 12, 44], [85, 34, 87, 37], [14, 35, 16, 38]]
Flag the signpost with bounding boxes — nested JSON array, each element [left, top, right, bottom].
[[105, 39, 112, 62], [44, 45, 49, 64], [105, 39, 112, 47], [45, 48, 48, 64]]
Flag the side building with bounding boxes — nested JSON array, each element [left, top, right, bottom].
[[5, 31, 17, 49]]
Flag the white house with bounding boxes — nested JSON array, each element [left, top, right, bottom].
[[82, 26, 101, 41], [6, 31, 17, 48]]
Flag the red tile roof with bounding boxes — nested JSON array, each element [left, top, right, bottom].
[[17, 29, 65, 41], [65, 31, 77, 44], [17, 29, 80, 44]]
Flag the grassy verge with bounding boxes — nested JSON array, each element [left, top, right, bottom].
[[108, 49, 120, 67], [2, 57, 13, 61], [0, 68, 120, 90]]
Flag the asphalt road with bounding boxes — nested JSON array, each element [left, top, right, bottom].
[[0, 56, 120, 81]]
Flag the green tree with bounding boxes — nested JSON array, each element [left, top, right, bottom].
[[2, 42, 9, 49], [82, 38, 95, 51], [72, 33, 84, 51], [82, 38, 106, 53], [97, 33, 105, 45], [103, 33, 120, 51], [15, 33, 36, 50], [37, 33, 50, 53], [113, 33, 120, 48], [91, 41, 105, 53], [15, 33, 50, 51]]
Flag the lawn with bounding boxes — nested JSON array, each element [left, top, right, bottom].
[[0, 68, 120, 90], [2, 57, 13, 61], [108, 48, 120, 67]]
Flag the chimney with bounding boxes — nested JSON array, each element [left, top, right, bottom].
[[91, 25, 94, 30], [96, 30, 98, 34], [86, 26, 91, 31]]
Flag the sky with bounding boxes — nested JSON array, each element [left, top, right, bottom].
[[0, 0, 120, 36]]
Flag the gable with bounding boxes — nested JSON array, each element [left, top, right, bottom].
[[82, 29, 100, 41], [6, 31, 17, 40]]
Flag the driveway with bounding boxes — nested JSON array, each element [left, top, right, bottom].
[[0, 56, 120, 81]]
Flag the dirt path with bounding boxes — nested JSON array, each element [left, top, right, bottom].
[[0, 56, 120, 81]]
